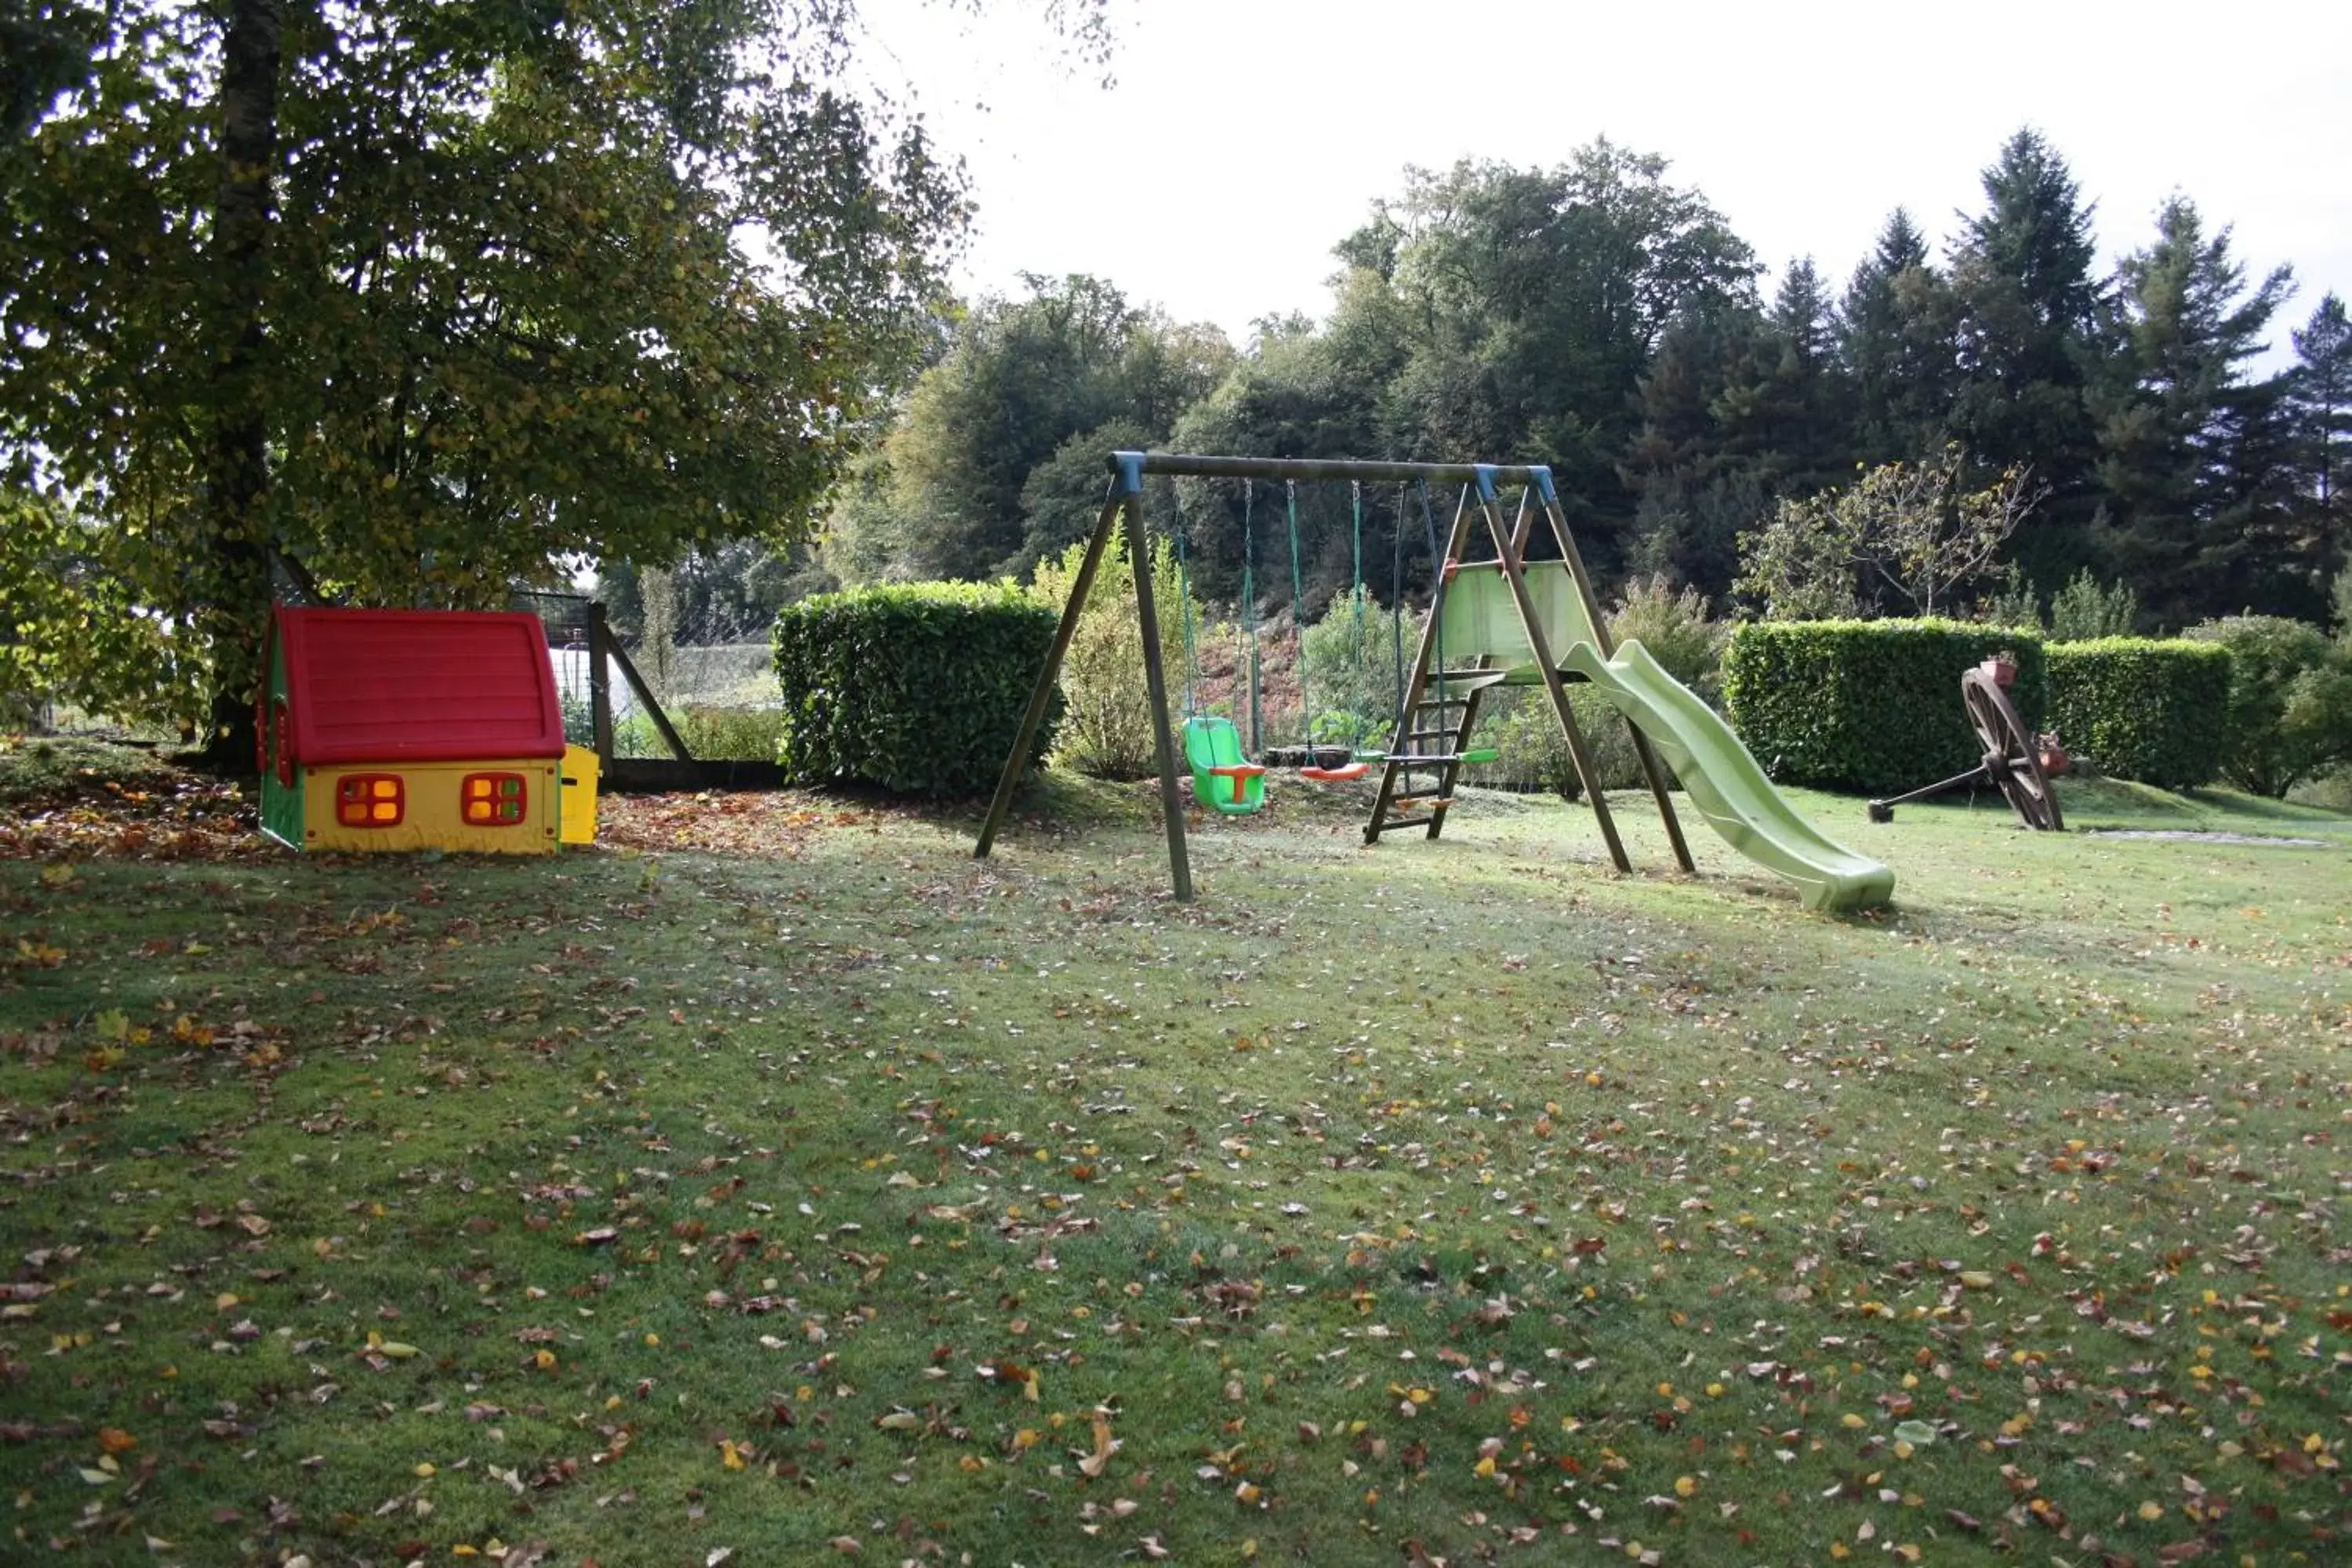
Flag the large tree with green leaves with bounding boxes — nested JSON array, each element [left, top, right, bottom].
[[2092, 197, 2297, 626], [1333, 145, 1759, 569], [2, 1, 1096, 748], [836, 274, 1232, 582]]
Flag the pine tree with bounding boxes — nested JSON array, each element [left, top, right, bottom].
[[1947, 131, 2109, 582], [2288, 294, 2352, 583], [1624, 302, 1777, 597], [2093, 197, 2297, 626], [1838, 209, 1955, 464], [1761, 257, 1855, 492]]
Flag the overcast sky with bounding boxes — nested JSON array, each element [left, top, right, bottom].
[[853, 0, 2350, 359]]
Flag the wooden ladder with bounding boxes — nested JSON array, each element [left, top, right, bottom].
[[1367, 665, 1507, 841]]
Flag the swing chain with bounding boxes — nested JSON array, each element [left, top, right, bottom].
[[1171, 485, 1200, 718], [1241, 480, 1261, 753]]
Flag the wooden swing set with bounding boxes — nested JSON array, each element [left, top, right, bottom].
[[973, 451, 1693, 902]]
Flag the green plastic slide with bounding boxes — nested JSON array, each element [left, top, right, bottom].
[[1559, 640, 1894, 913]]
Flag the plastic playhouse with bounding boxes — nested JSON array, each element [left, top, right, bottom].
[[258, 606, 597, 854]]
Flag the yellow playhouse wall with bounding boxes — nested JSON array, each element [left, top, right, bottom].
[[299, 757, 561, 855], [559, 744, 599, 845]]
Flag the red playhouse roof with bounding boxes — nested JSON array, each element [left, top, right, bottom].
[[274, 607, 566, 766]]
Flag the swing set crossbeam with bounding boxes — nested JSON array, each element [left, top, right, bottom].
[[1123, 453, 1559, 486]]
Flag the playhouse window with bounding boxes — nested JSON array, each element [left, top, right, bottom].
[[335, 775, 405, 827], [462, 772, 528, 826]]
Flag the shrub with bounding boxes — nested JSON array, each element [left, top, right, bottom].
[[771, 582, 1060, 796], [675, 706, 789, 761], [1300, 588, 1411, 750], [2181, 616, 2352, 797], [2045, 639, 2232, 789], [1608, 573, 1728, 703], [2047, 569, 2141, 641], [1976, 574, 2045, 634], [1480, 685, 1645, 800], [1721, 619, 2045, 793], [1029, 521, 1194, 781]]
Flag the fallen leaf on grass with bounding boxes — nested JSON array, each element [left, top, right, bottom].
[[1077, 1412, 1118, 1479]]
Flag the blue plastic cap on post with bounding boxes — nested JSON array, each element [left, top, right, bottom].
[[1472, 465, 1500, 502], [1530, 467, 1559, 506], [1112, 451, 1146, 495]]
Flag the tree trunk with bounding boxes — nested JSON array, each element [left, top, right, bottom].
[[193, 0, 285, 772]]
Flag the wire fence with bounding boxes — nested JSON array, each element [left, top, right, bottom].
[[510, 587, 784, 762]]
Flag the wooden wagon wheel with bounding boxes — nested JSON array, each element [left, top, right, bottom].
[[1959, 669, 2063, 832]]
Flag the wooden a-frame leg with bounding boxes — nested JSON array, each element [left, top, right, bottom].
[[1473, 488, 1631, 873], [1535, 497, 1695, 874]]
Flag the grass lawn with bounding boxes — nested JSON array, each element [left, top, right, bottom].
[[2, 738, 2346, 1566]]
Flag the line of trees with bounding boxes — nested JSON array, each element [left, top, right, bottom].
[[815, 132, 2349, 637], [5, 10, 2346, 744]]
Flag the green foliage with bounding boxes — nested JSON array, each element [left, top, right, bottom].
[[2182, 616, 2352, 797], [673, 706, 790, 764], [851, 278, 1233, 582], [3, 1, 971, 732], [1367, 147, 1759, 517], [559, 688, 596, 748], [2047, 568, 2142, 640], [2044, 638, 2232, 789], [2290, 296, 2350, 593], [1624, 470, 1769, 604], [1976, 574, 2045, 633], [1721, 619, 2046, 792], [1840, 208, 1955, 467], [771, 583, 1059, 796], [1029, 521, 1192, 781], [1608, 573, 1728, 702], [593, 539, 813, 646], [1735, 447, 2040, 620], [1947, 130, 2107, 579], [0, 488, 207, 728], [1298, 589, 1410, 750], [1480, 686, 1644, 800], [2094, 198, 2299, 628]]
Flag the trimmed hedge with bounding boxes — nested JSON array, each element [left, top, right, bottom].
[[771, 582, 1062, 796], [1722, 619, 2045, 793], [2043, 638, 2231, 790]]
